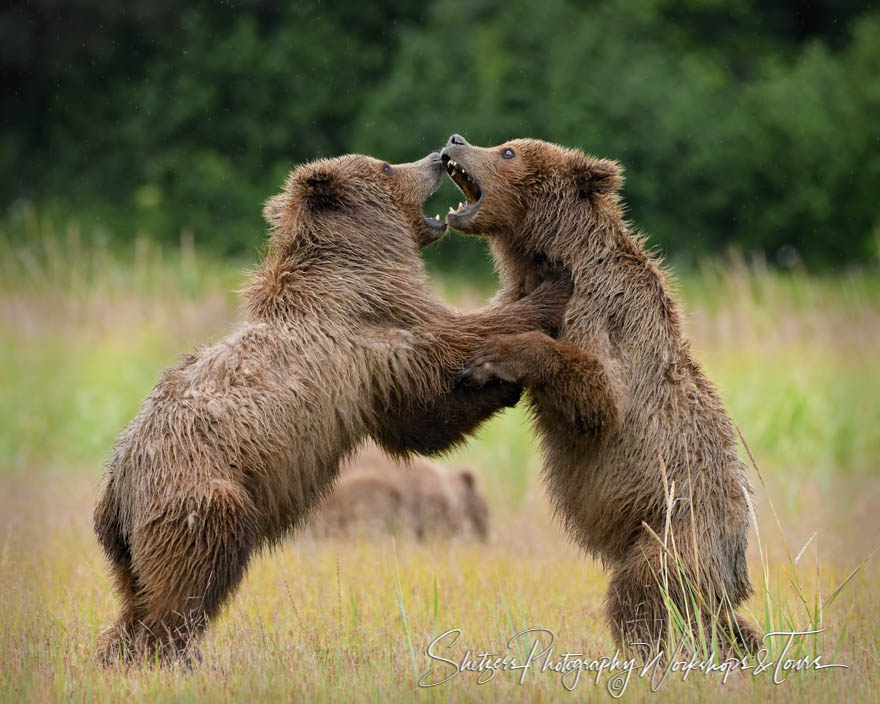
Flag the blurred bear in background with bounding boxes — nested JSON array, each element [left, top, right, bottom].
[[309, 442, 489, 541]]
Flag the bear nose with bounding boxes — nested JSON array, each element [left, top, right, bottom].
[[448, 134, 469, 147]]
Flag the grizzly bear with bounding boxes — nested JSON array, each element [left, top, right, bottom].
[[442, 135, 758, 656], [93, 151, 571, 664], [308, 441, 489, 540]]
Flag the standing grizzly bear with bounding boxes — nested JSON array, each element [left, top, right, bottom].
[[442, 135, 758, 655], [308, 441, 489, 540], [93, 151, 571, 664]]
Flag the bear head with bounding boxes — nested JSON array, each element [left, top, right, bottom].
[[440, 135, 622, 259], [264, 152, 449, 262], [455, 468, 489, 541]]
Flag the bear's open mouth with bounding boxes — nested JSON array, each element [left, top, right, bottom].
[[421, 194, 446, 239], [442, 155, 482, 221], [422, 211, 447, 232], [420, 174, 448, 240]]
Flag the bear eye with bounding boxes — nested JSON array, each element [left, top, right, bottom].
[[382, 162, 394, 176], [501, 147, 515, 160]]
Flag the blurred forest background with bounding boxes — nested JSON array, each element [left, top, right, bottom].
[[3, 0, 879, 273]]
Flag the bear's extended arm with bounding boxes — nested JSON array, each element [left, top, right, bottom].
[[372, 379, 522, 457], [371, 277, 572, 457], [458, 330, 625, 437]]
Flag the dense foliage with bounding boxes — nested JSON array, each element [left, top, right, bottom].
[[3, 0, 878, 270]]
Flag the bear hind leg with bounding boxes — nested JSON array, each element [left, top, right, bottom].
[[97, 556, 142, 666], [129, 481, 259, 664], [605, 555, 669, 662]]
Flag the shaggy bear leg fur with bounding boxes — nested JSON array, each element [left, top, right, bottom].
[[606, 532, 759, 661], [98, 479, 259, 665], [137, 481, 257, 663], [96, 558, 140, 665], [95, 475, 140, 665], [605, 537, 674, 661]]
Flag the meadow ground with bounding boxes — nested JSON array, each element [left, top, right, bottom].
[[1, 232, 878, 702]]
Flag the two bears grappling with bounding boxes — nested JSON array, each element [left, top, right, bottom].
[[95, 135, 757, 665]]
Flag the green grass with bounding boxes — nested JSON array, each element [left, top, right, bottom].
[[1, 230, 879, 702]]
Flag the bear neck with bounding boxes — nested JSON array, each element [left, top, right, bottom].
[[492, 203, 621, 282], [496, 206, 684, 338], [243, 249, 438, 328]]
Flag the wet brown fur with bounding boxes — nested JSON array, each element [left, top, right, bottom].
[[445, 137, 758, 657], [308, 441, 489, 540], [93, 152, 570, 665]]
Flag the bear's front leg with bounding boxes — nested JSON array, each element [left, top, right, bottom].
[[373, 379, 522, 457], [456, 331, 545, 386], [459, 331, 625, 436]]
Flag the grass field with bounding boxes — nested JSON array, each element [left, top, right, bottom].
[[1, 230, 879, 702]]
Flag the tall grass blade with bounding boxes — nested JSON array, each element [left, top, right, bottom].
[[388, 539, 417, 675]]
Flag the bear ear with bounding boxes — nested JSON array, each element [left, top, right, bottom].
[[263, 194, 287, 227], [302, 170, 344, 211], [572, 156, 623, 200], [458, 468, 476, 489]]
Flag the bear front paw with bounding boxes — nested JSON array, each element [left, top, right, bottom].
[[457, 337, 532, 388], [456, 361, 515, 389]]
